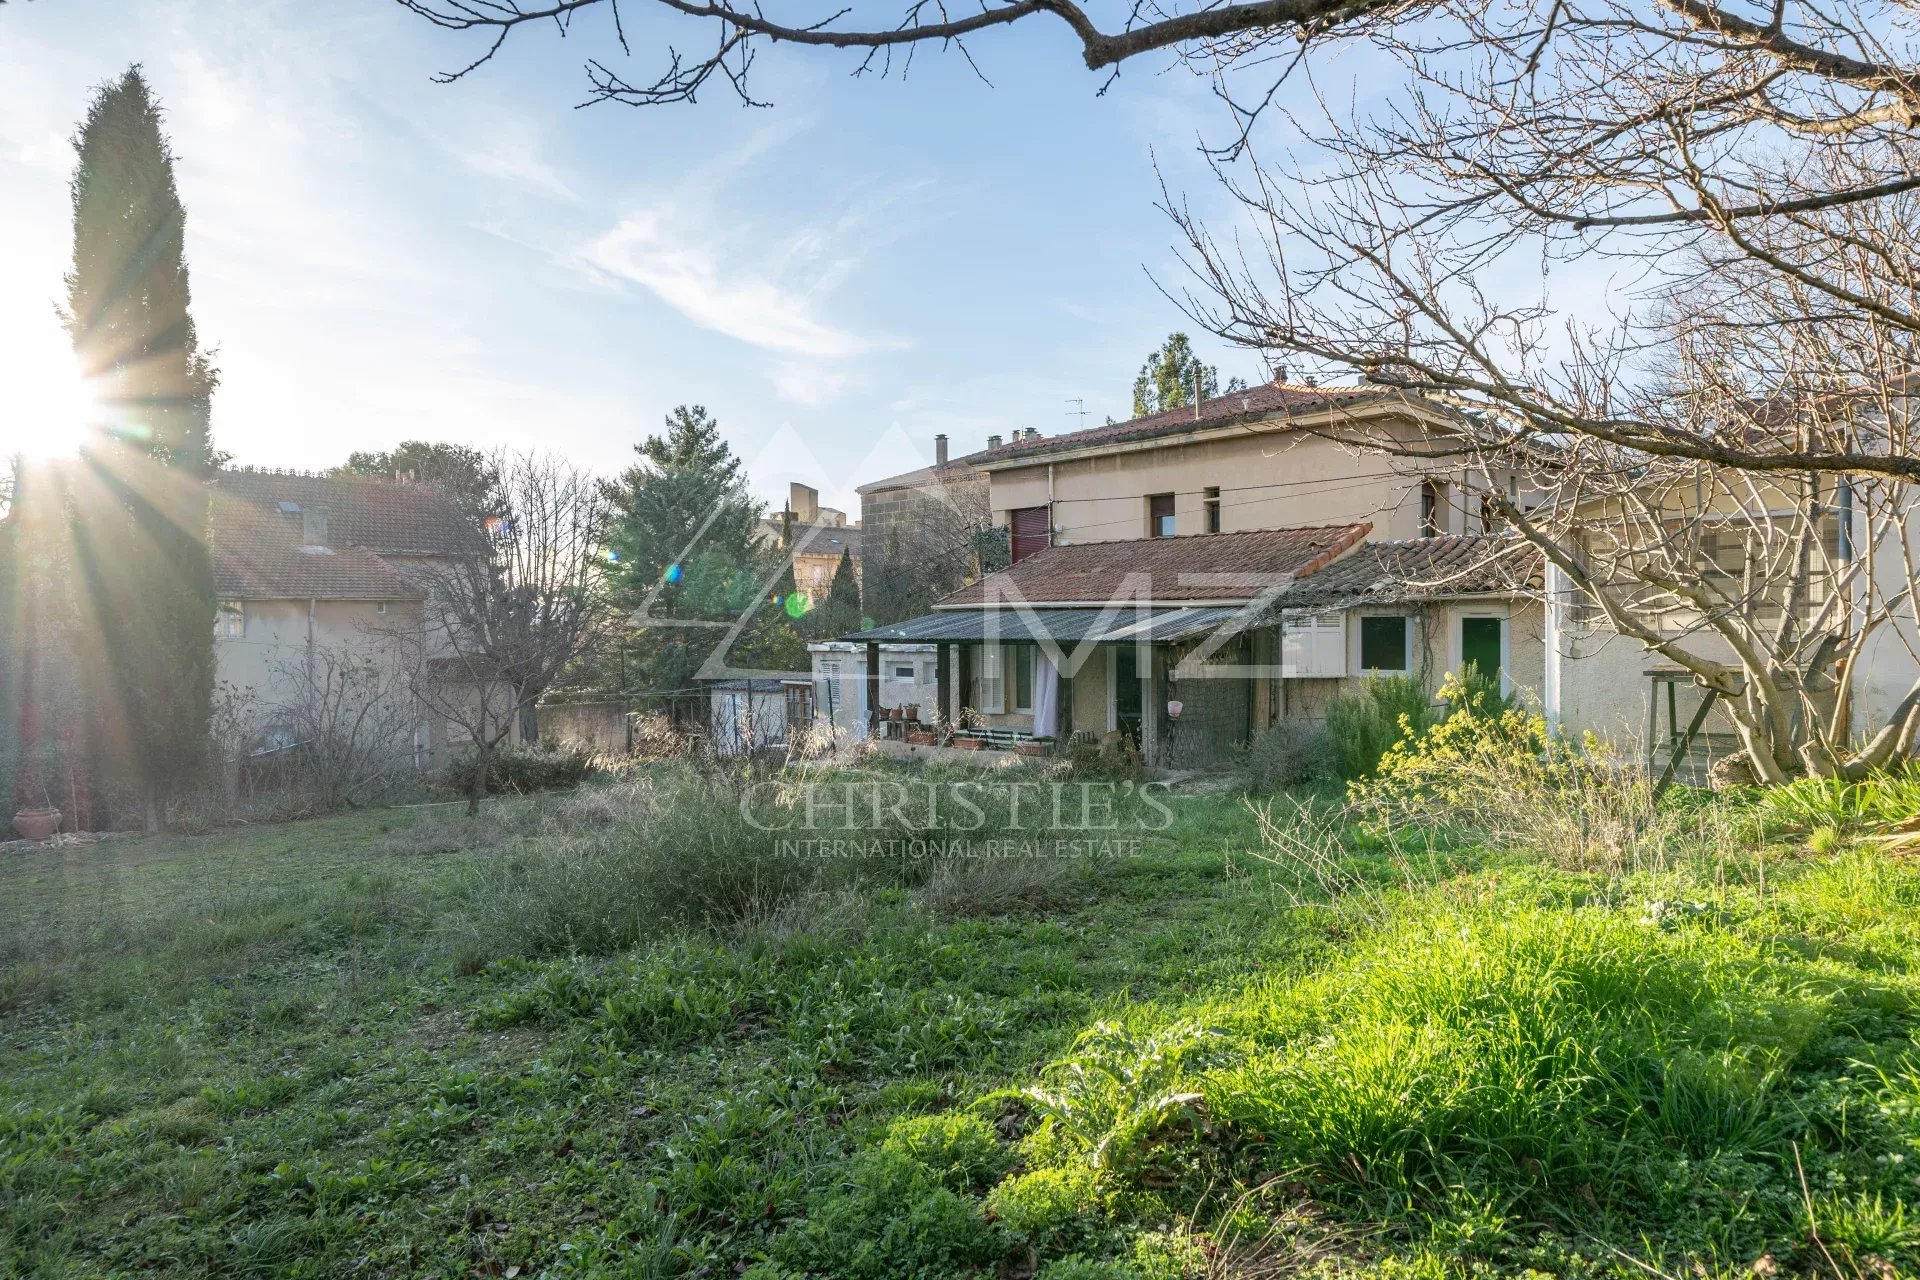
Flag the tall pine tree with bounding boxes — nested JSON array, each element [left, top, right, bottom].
[[601, 405, 798, 694], [1130, 333, 1246, 419], [62, 66, 218, 830]]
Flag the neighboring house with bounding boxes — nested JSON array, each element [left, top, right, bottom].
[[837, 382, 1541, 768], [967, 381, 1524, 554], [857, 434, 993, 624], [209, 469, 516, 766], [843, 519, 1539, 769], [806, 640, 940, 743], [759, 482, 861, 601]]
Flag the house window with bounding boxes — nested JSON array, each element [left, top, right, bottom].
[[1204, 487, 1221, 534], [1011, 506, 1051, 563], [1013, 646, 1035, 713], [1359, 615, 1411, 673], [1148, 493, 1176, 538], [375, 600, 389, 615], [216, 601, 244, 639], [1419, 480, 1445, 538], [977, 646, 1006, 712], [890, 663, 917, 682]]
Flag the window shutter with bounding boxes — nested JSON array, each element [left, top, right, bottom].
[[1281, 612, 1347, 677]]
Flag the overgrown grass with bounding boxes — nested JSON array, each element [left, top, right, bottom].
[[1, 760, 1916, 1279]]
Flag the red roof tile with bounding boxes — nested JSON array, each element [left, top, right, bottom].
[[1275, 533, 1541, 608], [961, 383, 1396, 467], [939, 523, 1372, 606], [212, 471, 484, 557], [209, 472, 480, 600]]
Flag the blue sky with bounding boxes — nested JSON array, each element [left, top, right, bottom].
[[0, 0, 1352, 511]]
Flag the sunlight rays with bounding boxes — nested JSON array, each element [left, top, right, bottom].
[[4, 356, 104, 460]]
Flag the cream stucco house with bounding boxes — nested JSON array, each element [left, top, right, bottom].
[[839, 381, 1544, 769], [209, 469, 520, 768]]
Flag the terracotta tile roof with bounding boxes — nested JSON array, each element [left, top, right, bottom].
[[938, 523, 1372, 606], [961, 383, 1397, 467], [1273, 533, 1541, 609], [212, 470, 484, 557], [209, 471, 481, 601]]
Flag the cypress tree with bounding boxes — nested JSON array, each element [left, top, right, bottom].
[[810, 547, 863, 639], [62, 66, 218, 830]]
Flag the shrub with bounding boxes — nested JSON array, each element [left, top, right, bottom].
[[776, 1148, 1006, 1280], [1758, 765, 1920, 851], [1323, 676, 1433, 779], [1345, 671, 1721, 871], [880, 1114, 1010, 1191], [441, 742, 594, 796], [452, 763, 1039, 957], [1240, 719, 1336, 791], [1053, 734, 1144, 782], [985, 1164, 1106, 1250]]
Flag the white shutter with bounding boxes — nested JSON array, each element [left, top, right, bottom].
[[1281, 612, 1347, 678]]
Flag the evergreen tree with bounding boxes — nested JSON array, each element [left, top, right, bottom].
[[1131, 333, 1221, 418], [61, 67, 217, 830], [335, 441, 502, 522], [600, 406, 777, 693], [811, 547, 864, 639]]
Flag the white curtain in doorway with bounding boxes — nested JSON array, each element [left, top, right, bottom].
[[1031, 651, 1060, 739]]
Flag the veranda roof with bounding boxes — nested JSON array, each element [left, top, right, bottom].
[[841, 605, 1246, 647]]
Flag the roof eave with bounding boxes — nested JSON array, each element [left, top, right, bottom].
[[961, 397, 1449, 471]]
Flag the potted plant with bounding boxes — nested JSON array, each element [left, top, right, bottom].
[[1015, 738, 1053, 759], [12, 777, 61, 842]]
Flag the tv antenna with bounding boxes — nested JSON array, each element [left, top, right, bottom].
[[1065, 398, 1089, 429]]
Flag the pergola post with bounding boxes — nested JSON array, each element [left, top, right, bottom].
[[865, 641, 881, 737], [936, 642, 953, 730]]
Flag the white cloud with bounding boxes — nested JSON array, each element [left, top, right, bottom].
[[576, 123, 921, 362], [441, 122, 583, 204], [584, 209, 898, 359]]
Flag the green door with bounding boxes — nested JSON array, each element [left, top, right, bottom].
[[1460, 616, 1504, 681]]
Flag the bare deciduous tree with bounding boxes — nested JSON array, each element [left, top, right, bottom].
[[267, 644, 420, 810], [394, 452, 610, 813], [1162, 0, 1920, 777]]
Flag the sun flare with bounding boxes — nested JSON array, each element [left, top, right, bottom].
[[4, 361, 103, 460]]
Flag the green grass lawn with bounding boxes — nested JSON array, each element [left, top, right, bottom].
[[2, 770, 1917, 1279]]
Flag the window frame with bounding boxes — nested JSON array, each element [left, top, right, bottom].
[[977, 645, 1006, 713], [1203, 486, 1221, 534], [1418, 480, 1444, 538], [1356, 614, 1412, 675], [216, 600, 245, 639], [1013, 645, 1035, 714], [1147, 492, 1176, 538]]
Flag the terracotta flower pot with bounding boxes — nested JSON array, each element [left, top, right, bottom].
[[1016, 741, 1052, 758], [12, 808, 62, 841], [906, 731, 937, 746], [954, 736, 986, 751]]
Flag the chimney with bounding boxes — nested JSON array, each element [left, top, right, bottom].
[[934, 433, 949, 466], [987, 434, 1003, 450], [788, 481, 819, 524], [301, 508, 329, 547]]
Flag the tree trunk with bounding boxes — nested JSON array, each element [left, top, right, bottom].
[[466, 741, 488, 816], [143, 784, 162, 835]]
